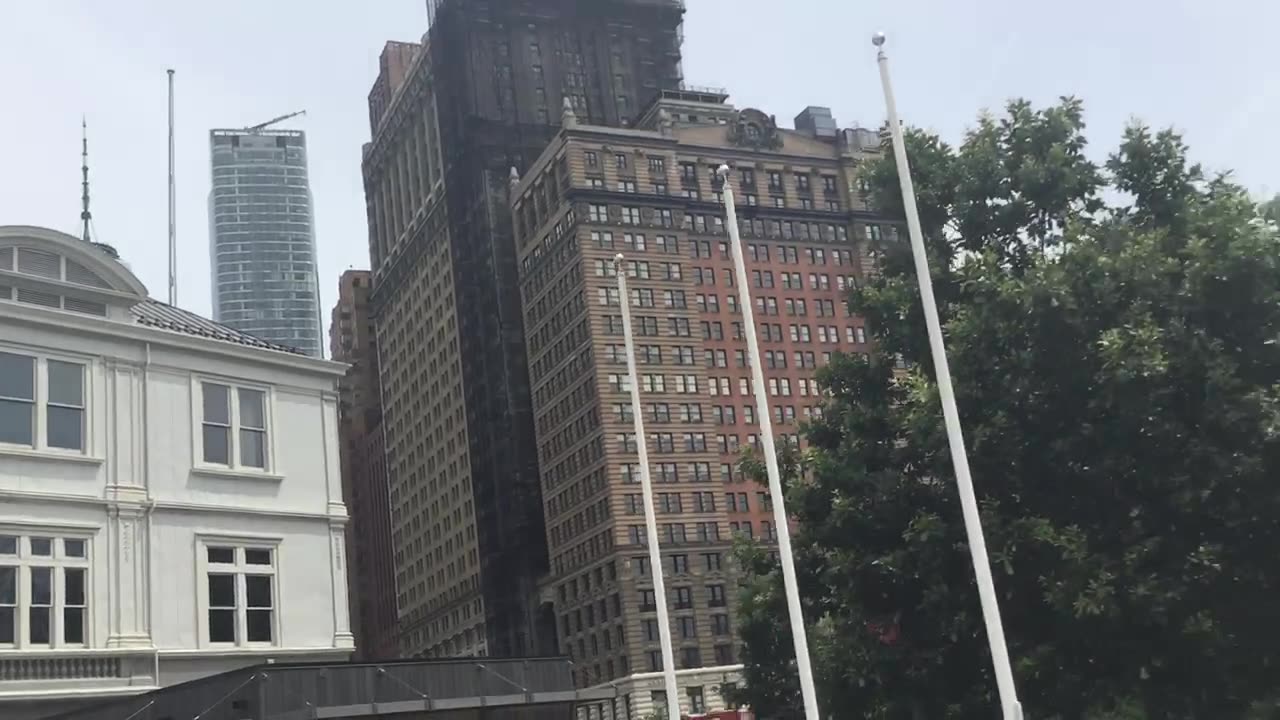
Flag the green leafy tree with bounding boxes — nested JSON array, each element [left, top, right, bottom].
[[1261, 193, 1280, 226], [734, 98, 1280, 719]]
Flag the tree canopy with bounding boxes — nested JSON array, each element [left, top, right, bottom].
[[733, 98, 1280, 719]]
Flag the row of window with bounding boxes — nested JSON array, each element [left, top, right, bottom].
[[589, 231, 864, 265], [697, 319, 860, 345], [608, 373, 823, 399], [691, 292, 849, 316], [623, 520, 773, 545], [0, 537, 277, 649], [588, 152, 840, 195], [706, 376, 823, 397], [621, 491, 774, 516], [562, 583, 730, 644], [0, 350, 275, 476], [687, 266, 858, 292], [595, 289, 860, 328], [602, 344, 863, 371], [0, 352, 85, 452], [616, 427, 798, 456], [607, 460, 768, 486], [584, 175, 843, 212], [640, 612, 733, 641], [608, 401, 821, 427]]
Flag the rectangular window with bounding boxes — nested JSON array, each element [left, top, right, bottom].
[[0, 352, 87, 452], [46, 361, 84, 450], [204, 544, 276, 646], [689, 686, 706, 714], [712, 613, 731, 635], [0, 566, 12, 645], [0, 534, 90, 648], [0, 352, 35, 447], [238, 389, 266, 468], [29, 566, 51, 645], [200, 382, 269, 470]]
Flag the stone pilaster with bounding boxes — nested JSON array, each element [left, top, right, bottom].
[[105, 360, 152, 648], [106, 502, 151, 648], [331, 520, 355, 649]]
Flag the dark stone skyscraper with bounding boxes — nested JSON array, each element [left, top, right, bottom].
[[362, 0, 685, 660]]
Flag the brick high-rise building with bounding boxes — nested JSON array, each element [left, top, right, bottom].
[[330, 270, 397, 659], [509, 94, 887, 714], [361, 0, 687, 659], [331, 270, 377, 418], [367, 41, 421, 134]]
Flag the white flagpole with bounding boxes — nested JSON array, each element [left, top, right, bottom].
[[872, 32, 1023, 720], [167, 68, 178, 307], [614, 254, 682, 720], [716, 166, 821, 720]]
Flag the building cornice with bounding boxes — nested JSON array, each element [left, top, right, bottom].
[[156, 646, 353, 659], [0, 300, 347, 379], [0, 487, 348, 523]]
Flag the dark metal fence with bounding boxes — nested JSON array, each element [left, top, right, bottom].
[[38, 657, 610, 720]]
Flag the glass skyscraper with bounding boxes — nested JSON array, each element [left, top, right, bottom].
[[208, 128, 322, 357]]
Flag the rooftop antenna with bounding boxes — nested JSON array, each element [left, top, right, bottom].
[[167, 69, 177, 307], [80, 117, 92, 243]]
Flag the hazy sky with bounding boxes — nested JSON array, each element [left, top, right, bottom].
[[2, 0, 1276, 325]]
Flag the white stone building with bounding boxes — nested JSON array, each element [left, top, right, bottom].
[[0, 226, 353, 719]]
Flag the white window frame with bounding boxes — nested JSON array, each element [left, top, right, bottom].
[[195, 536, 281, 649], [0, 347, 91, 458], [0, 529, 94, 649], [192, 377, 275, 475]]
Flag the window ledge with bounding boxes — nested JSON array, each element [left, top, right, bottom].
[[0, 446, 103, 466], [191, 466, 284, 483], [161, 646, 352, 659], [0, 647, 153, 658]]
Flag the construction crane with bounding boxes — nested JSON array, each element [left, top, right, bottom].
[[245, 110, 306, 133]]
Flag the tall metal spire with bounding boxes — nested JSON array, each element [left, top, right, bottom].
[[80, 116, 92, 243]]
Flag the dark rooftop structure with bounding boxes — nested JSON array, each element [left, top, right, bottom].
[[39, 657, 611, 720]]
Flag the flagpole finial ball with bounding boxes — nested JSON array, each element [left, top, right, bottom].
[[615, 253, 625, 263], [872, 32, 887, 47]]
